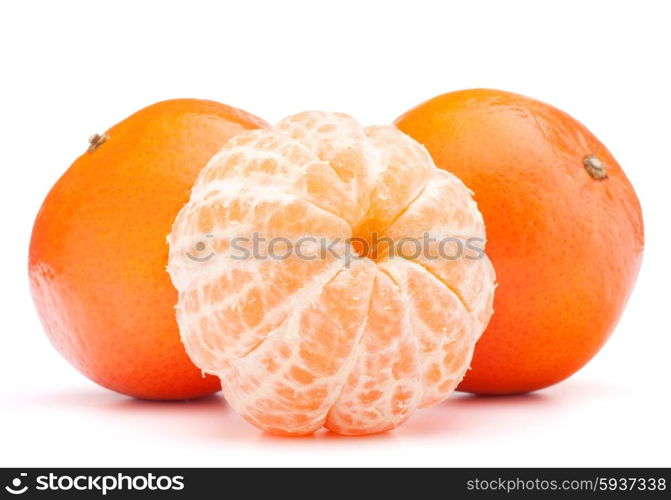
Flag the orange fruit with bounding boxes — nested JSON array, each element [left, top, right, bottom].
[[396, 89, 644, 394], [29, 99, 268, 400], [167, 111, 496, 435]]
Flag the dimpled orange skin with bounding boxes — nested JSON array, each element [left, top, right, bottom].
[[29, 99, 268, 400], [396, 89, 644, 394]]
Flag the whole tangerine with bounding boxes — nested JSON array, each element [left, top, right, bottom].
[[29, 99, 268, 399], [396, 89, 644, 394]]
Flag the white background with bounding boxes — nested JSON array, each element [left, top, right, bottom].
[[1, 0, 670, 467]]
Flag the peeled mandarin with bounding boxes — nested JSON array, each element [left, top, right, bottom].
[[168, 112, 496, 435]]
